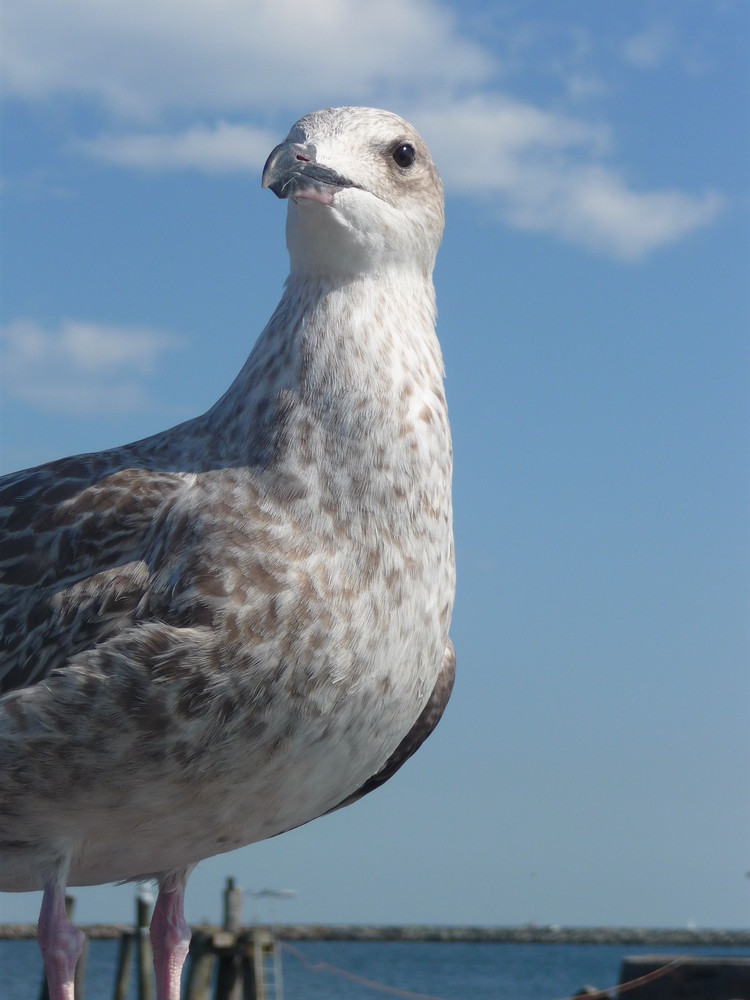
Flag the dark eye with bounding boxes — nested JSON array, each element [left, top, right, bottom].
[[392, 143, 416, 169]]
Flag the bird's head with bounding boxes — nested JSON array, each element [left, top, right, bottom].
[[262, 107, 444, 279]]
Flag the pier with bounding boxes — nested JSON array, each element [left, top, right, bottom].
[[2, 883, 748, 1000], [35, 880, 286, 1000]]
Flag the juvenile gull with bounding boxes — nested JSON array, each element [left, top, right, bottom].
[[0, 107, 455, 1000]]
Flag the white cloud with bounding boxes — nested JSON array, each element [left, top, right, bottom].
[[504, 164, 724, 261], [0, 319, 182, 414], [1, 0, 491, 118], [69, 94, 723, 260], [414, 96, 724, 260], [413, 95, 612, 185], [622, 21, 709, 76], [76, 121, 277, 173], [2, 0, 726, 260], [564, 73, 609, 103], [623, 24, 674, 69]]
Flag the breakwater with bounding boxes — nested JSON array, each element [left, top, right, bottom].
[[2, 923, 748, 946]]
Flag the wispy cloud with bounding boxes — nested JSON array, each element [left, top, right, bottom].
[[414, 96, 724, 260], [622, 20, 711, 76], [0, 319, 183, 414], [623, 23, 675, 69], [1, 0, 490, 118], [2, 0, 727, 260], [505, 165, 723, 261], [76, 122, 277, 173], [68, 94, 724, 260]]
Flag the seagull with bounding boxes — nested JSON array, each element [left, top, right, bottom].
[[0, 107, 455, 1000]]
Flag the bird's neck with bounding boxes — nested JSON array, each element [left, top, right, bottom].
[[297, 269, 442, 407], [198, 269, 451, 524], [212, 268, 446, 445]]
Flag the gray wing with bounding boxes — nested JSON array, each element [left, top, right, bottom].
[[0, 450, 186, 694], [329, 639, 456, 812]]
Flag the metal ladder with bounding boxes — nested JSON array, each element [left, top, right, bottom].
[[252, 930, 284, 1000]]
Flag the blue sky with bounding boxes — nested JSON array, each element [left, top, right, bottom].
[[1, 0, 748, 932]]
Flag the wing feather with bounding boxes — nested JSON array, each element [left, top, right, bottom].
[[0, 451, 187, 693], [329, 639, 456, 812]]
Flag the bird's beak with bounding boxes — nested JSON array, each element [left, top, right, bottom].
[[262, 141, 357, 206]]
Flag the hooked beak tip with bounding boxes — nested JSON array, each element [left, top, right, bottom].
[[262, 141, 355, 203]]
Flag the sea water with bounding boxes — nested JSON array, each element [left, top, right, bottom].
[[2, 938, 747, 1000]]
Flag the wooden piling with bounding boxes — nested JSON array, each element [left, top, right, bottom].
[[75, 930, 89, 1000], [216, 876, 245, 1000], [113, 932, 134, 1000], [32, 880, 284, 1000], [240, 944, 257, 1000], [182, 931, 216, 1000], [223, 877, 243, 934], [215, 949, 242, 1000], [135, 892, 153, 1000]]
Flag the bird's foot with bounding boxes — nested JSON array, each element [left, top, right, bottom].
[[151, 876, 191, 1000], [38, 882, 85, 1000]]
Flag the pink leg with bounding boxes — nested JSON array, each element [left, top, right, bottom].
[[38, 881, 85, 1000], [150, 872, 191, 1000]]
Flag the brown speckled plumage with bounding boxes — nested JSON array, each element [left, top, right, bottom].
[[0, 107, 455, 1000]]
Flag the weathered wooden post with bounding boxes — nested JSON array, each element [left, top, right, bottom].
[[182, 931, 215, 1000], [135, 891, 154, 1000], [241, 942, 257, 1000], [223, 877, 243, 933], [38, 895, 88, 1000], [113, 932, 134, 1000], [215, 877, 244, 1000]]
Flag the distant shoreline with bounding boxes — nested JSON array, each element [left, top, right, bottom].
[[1, 924, 748, 946]]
